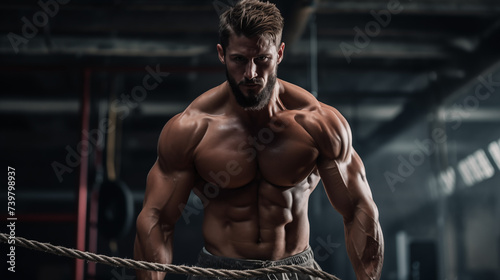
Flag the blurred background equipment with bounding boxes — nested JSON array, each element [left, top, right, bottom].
[[1, 0, 499, 280]]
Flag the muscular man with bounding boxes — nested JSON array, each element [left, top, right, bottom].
[[134, 1, 384, 279]]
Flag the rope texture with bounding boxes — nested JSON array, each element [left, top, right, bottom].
[[0, 233, 340, 280]]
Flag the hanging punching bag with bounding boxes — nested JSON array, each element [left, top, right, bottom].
[[98, 179, 134, 240]]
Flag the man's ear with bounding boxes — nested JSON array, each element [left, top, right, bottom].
[[217, 44, 225, 64], [277, 42, 285, 64]]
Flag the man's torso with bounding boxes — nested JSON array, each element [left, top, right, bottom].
[[178, 80, 332, 260]]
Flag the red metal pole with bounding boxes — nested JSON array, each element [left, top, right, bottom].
[[87, 189, 100, 277], [75, 68, 91, 280]]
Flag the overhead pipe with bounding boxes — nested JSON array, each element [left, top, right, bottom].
[[0, 65, 224, 73]]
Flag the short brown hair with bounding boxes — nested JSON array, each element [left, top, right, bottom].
[[219, 0, 284, 53]]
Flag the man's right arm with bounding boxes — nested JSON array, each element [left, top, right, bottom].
[[134, 114, 200, 280]]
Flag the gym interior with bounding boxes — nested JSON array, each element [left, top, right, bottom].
[[1, 0, 499, 279]]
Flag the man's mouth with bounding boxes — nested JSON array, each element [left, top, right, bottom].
[[241, 84, 262, 94], [241, 82, 262, 87]]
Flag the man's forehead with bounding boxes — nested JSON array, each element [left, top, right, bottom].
[[226, 34, 277, 55]]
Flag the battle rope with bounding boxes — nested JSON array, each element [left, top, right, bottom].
[[0, 233, 340, 280]]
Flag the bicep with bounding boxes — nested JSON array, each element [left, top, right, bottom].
[[318, 149, 377, 223], [139, 114, 200, 229], [314, 106, 377, 222], [141, 160, 195, 227]]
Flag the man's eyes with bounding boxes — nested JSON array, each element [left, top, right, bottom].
[[231, 56, 270, 63], [233, 56, 246, 62]]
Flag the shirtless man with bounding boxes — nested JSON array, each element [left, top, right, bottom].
[[134, 1, 384, 279]]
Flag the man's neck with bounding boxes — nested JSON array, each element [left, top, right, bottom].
[[227, 81, 284, 129]]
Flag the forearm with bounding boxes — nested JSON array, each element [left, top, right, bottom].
[[134, 210, 174, 280], [344, 207, 384, 280]]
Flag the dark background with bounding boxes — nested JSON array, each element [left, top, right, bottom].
[[1, 0, 500, 279]]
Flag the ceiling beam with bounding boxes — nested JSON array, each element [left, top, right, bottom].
[[358, 19, 500, 158], [317, 0, 500, 15]]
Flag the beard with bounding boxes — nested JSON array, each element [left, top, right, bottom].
[[226, 66, 277, 111]]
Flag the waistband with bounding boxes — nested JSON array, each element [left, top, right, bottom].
[[196, 246, 315, 270]]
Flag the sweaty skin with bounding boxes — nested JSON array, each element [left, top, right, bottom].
[[135, 35, 383, 280]]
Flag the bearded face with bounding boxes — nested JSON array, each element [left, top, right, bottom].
[[226, 66, 277, 111], [217, 34, 284, 111]]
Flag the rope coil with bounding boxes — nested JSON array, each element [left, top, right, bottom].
[[0, 233, 341, 280]]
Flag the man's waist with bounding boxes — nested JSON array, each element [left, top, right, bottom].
[[196, 246, 315, 270]]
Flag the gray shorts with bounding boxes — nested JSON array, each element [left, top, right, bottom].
[[186, 246, 323, 280]]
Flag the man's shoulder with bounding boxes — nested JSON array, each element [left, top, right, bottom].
[[294, 103, 348, 138], [166, 82, 226, 130], [185, 82, 228, 116], [158, 83, 227, 150], [278, 80, 351, 160], [279, 79, 320, 111], [156, 108, 210, 168], [278, 79, 346, 128]]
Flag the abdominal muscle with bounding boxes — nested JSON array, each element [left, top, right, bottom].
[[198, 177, 316, 260]]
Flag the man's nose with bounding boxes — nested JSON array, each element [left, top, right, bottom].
[[243, 60, 257, 80]]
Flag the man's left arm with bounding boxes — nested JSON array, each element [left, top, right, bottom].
[[314, 106, 384, 280]]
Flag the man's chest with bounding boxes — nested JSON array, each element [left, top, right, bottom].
[[193, 117, 319, 188]]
